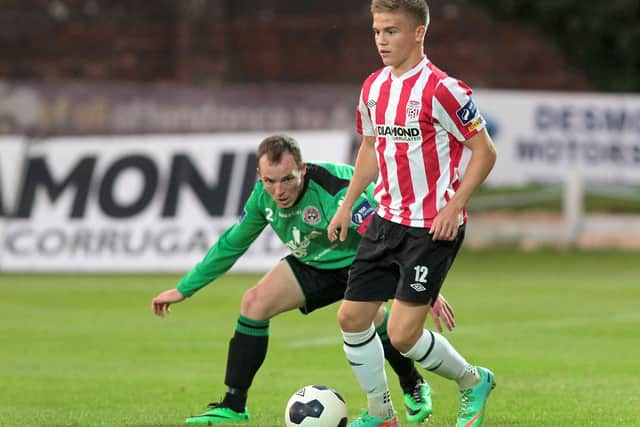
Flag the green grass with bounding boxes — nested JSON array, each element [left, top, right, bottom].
[[1, 249, 639, 426]]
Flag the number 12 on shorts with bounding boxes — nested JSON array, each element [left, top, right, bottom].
[[413, 265, 429, 283]]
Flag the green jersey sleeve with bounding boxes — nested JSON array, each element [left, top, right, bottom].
[[176, 183, 267, 297], [314, 162, 376, 235]]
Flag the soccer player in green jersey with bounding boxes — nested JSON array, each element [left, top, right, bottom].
[[151, 134, 455, 425]]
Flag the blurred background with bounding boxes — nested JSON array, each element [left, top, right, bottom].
[[2, 3, 640, 426], [1, 0, 640, 273]]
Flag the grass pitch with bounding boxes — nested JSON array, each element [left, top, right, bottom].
[[1, 249, 639, 427]]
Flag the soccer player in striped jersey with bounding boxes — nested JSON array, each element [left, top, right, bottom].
[[328, 1, 498, 427], [151, 134, 455, 425]]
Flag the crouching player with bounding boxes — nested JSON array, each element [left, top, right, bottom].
[[151, 134, 456, 424]]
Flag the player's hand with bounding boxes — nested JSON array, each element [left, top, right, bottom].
[[429, 203, 461, 241], [429, 294, 455, 332], [327, 205, 352, 242], [151, 288, 185, 317]]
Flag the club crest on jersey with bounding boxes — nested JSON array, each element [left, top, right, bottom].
[[406, 100, 421, 121], [456, 98, 478, 125], [302, 206, 321, 225]]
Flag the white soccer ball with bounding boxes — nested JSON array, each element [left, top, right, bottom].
[[284, 385, 348, 427]]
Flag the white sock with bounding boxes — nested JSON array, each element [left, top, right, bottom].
[[367, 390, 394, 421], [342, 324, 394, 420], [402, 329, 479, 389], [457, 365, 482, 390]]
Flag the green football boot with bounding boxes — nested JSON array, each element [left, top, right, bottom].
[[185, 403, 250, 425], [456, 367, 496, 427], [403, 381, 433, 423], [348, 410, 399, 427]]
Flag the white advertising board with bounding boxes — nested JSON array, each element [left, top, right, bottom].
[[0, 136, 26, 214], [474, 90, 640, 186], [1, 131, 351, 272]]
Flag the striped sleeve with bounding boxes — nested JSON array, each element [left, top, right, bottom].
[[357, 87, 375, 136], [357, 70, 386, 136], [432, 77, 486, 142]]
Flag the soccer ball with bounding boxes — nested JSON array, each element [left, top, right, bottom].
[[284, 385, 348, 427]]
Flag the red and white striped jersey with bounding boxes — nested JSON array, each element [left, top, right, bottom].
[[356, 56, 486, 228]]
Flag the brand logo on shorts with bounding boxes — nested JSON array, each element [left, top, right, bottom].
[[409, 282, 427, 292]]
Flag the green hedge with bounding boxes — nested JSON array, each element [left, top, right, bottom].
[[472, 0, 640, 92]]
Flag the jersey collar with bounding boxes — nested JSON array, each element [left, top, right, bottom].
[[390, 56, 428, 81]]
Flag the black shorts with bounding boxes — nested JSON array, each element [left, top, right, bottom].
[[346, 214, 465, 305], [284, 255, 349, 315]]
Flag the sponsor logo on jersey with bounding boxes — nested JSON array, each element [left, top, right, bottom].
[[238, 208, 247, 223], [302, 206, 321, 225], [279, 209, 301, 218], [367, 99, 377, 108], [352, 200, 374, 225], [286, 226, 322, 258], [467, 117, 485, 133], [456, 98, 478, 125], [376, 125, 422, 142], [406, 100, 421, 121]]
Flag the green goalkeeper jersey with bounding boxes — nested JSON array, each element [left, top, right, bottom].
[[176, 162, 376, 297]]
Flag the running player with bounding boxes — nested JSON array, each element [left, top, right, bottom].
[[328, 1, 498, 426]]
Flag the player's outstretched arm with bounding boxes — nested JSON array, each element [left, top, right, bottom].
[[151, 288, 185, 318], [429, 294, 455, 333]]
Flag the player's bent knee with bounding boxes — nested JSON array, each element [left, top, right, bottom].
[[240, 287, 272, 321], [388, 327, 422, 353], [388, 335, 414, 353], [337, 305, 371, 332]]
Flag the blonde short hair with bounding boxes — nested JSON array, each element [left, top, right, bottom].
[[371, 0, 430, 30]]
